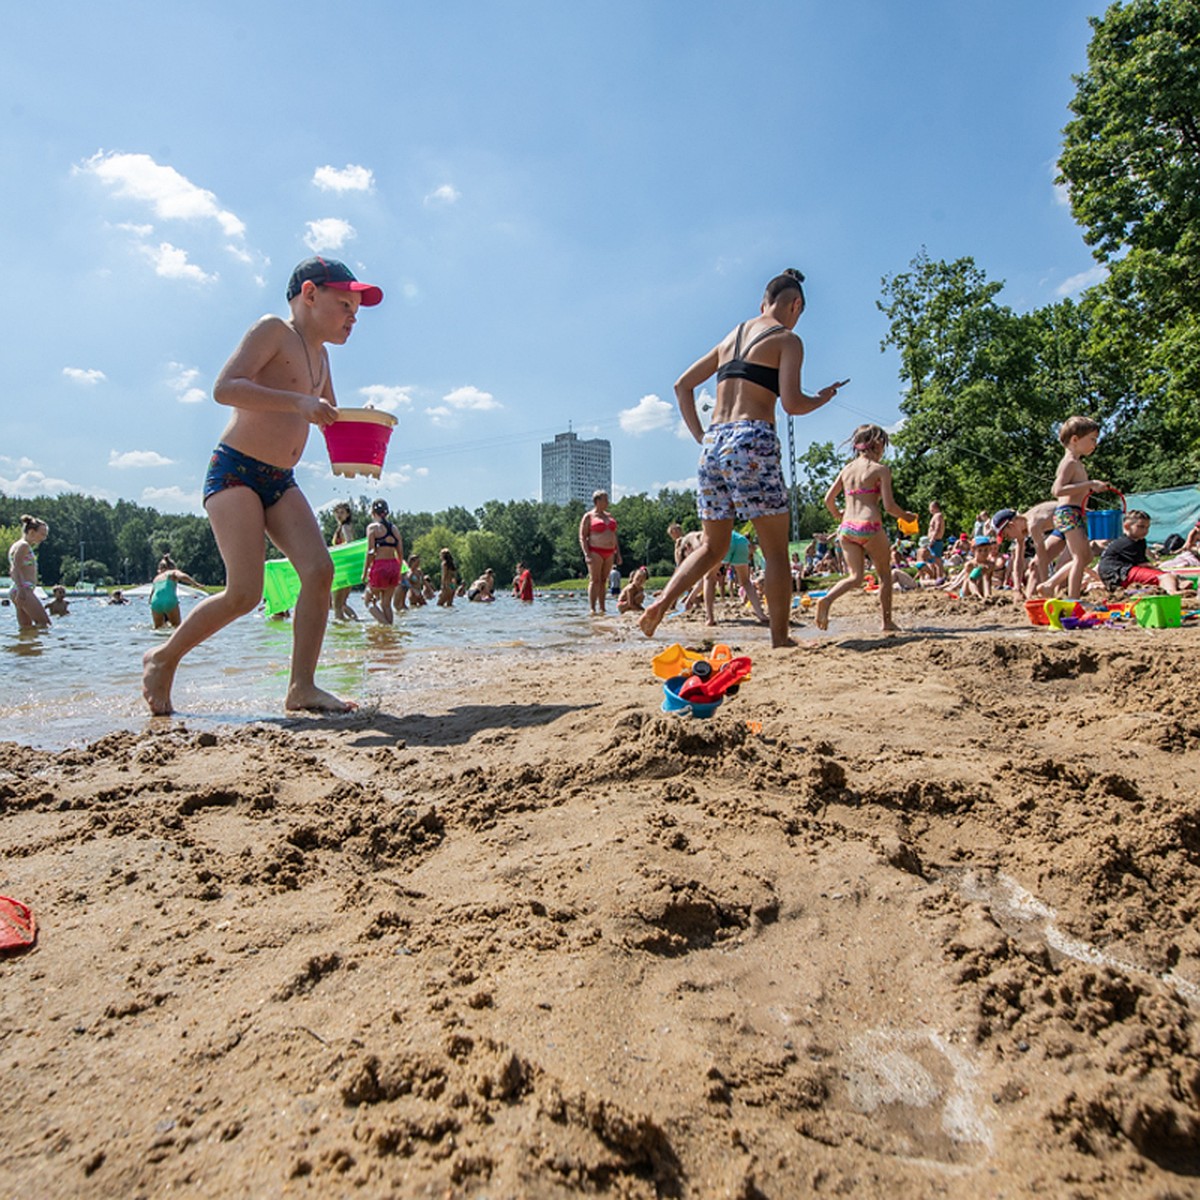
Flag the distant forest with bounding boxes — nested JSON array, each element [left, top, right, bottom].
[[0, 493, 707, 589]]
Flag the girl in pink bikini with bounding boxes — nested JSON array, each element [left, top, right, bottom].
[[579, 489, 621, 614], [816, 424, 916, 633]]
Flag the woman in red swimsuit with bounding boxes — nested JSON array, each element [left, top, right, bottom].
[[579, 489, 622, 614]]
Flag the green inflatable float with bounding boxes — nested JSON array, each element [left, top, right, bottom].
[[262, 537, 405, 615]]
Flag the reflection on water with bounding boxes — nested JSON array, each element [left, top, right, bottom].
[[0, 591, 624, 749]]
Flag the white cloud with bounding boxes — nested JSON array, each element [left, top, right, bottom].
[[142, 242, 216, 284], [305, 218, 355, 252], [79, 151, 245, 237], [425, 184, 460, 206], [141, 485, 202, 513], [109, 449, 174, 469], [115, 221, 153, 237], [358, 384, 416, 412], [166, 362, 207, 404], [313, 164, 375, 193], [425, 405, 453, 427], [63, 367, 106, 386], [443, 385, 499, 411], [619, 393, 674, 435], [0, 467, 91, 497], [1055, 265, 1108, 297], [652, 476, 698, 493]]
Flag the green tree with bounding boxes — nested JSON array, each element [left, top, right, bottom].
[[1058, 0, 1200, 284], [1058, 0, 1200, 479]]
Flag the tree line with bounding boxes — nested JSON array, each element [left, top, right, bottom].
[[0, 492, 704, 589]]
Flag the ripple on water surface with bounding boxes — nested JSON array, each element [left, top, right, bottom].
[[0, 592, 623, 748]]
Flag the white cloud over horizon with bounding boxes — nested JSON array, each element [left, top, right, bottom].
[[63, 367, 106, 385], [620, 393, 674, 436], [304, 218, 356, 252], [78, 151, 246, 238], [358, 384, 416, 411], [443, 386, 499, 411], [0, 466, 96, 498], [1056, 264, 1107, 296], [142, 242, 216, 283], [166, 362, 207, 405], [313, 164, 375, 192], [109, 449, 175, 469], [424, 183, 460, 206], [141, 485, 202, 513]]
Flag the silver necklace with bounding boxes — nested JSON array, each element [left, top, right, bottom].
[[290, 322, 324, 393]]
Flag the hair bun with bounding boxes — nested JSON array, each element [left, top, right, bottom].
[[785, 268, 806, 283]]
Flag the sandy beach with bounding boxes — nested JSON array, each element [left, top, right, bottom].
[[3, 589, 1199, 1198]]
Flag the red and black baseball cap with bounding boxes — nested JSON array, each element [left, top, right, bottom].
[[286, 256, 383, 306]]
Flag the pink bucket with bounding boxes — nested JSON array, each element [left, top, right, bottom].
[[322, 408, 397, 478]]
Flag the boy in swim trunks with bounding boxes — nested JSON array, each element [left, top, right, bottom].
[[142, 256, 382, 715], [1051, 415, 1110, 602]]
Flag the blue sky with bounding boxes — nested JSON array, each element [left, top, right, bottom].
[[1, 0, 1106, 518]]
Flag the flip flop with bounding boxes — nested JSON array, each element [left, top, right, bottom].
[[0, 896, 36, 953]]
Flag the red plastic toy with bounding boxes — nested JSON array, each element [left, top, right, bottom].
[[678, 656, 753, 702]]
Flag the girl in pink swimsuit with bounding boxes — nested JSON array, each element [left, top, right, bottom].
[[816, 425, 917, 634]]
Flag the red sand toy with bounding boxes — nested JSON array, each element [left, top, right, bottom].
[[678, 656, 753, 702]]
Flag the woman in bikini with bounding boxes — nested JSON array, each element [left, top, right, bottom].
[[639, 268, 848, 648], [815, 424, 917, 633], [363, 499, 404, 625], [7, 514, 52, 629], [579, 490, 621, 614]]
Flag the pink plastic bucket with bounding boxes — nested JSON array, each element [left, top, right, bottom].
[[322, 409, 397, 478]]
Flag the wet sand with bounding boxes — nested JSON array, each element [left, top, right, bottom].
[[3, 589, 1199, 1197]]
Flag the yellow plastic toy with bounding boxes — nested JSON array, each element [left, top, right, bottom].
[[1043, 598, 1082, 630], [652, 643, 735, 680], [897, 515, 919, 536]]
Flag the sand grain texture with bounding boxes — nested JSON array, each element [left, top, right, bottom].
[[3, 592, 1200, 1197]]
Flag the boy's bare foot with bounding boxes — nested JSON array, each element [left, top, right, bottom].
[[814, 598, 831, 631], [881, 620, 901, 633], [142, 648, 176, 716], [638, 604, 666, 638], [770, 636, 798, 649], [285, 684, 357, 713]]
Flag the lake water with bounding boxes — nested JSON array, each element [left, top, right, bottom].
[[0, 591, 637, 749]]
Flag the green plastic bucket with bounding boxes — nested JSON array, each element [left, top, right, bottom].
[[1134, 594, 1182, 629]]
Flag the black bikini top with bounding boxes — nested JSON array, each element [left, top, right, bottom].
[[716, 323, 787, 395], [374, 520, 399, 549]]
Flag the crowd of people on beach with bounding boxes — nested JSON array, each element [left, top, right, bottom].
[[7, 259, 1195, 719]]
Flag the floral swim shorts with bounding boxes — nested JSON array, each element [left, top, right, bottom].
[[696, 421, 789, 522], [1052, 504, 1085, 535], [203, 443, 298, 509]]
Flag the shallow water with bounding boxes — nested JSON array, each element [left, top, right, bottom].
[[0, 591, 634, 749]]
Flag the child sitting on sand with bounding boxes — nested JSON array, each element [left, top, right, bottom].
[[617, 566, 649, 613], [1098, 510, 1185, 595], [816, 424, 917, 632]]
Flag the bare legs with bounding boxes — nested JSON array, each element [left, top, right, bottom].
[[814, 532, 897, 632], [750, 512, 794, 647], [142, 487, 349, 716], [586, 553, 612, 614], [640, 520, 734, 638]]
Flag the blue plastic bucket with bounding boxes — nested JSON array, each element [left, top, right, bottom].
[[1086, 509, 1122, 541], [662, 675, 723, 719]]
